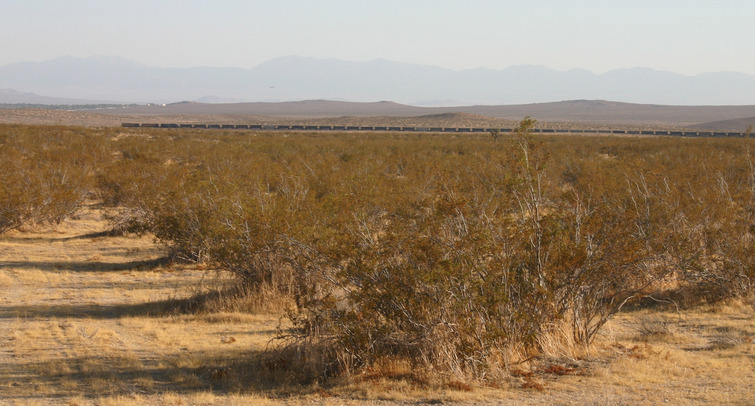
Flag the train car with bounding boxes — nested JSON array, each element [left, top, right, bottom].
[[121, 123, 140, 128]]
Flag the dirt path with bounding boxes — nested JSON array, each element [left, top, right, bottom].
[[0, 206, 280, 405]]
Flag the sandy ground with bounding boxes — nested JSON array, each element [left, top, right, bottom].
[[0, 205, 752, 405], [0, 206, 281, 405]]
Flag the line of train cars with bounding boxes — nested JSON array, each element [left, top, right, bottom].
[[121, 123, 749, 137]]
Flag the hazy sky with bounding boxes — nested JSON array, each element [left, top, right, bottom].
[[2, 0, 753, 75]]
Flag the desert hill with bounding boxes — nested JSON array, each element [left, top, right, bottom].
[[3, 99, 755, 131], [92, 99, 755, 129], [692, 117, 755, 132]]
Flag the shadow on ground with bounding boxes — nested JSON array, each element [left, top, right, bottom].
[[0, 348, 311, 401], [0, 299, 188, 319], [0, 256, 172, 273]]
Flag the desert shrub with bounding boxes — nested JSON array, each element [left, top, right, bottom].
[[673, 137, 754, 301], [281, 122, 755, 381], [88, 125, 753, 383], [0, 125, 106, 233]]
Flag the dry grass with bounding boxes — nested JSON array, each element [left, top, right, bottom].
[[0, 205, 752, 405]]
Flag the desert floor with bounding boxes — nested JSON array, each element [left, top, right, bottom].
[[0, 205, 752, 405]]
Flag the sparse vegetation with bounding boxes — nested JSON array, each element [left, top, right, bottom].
[[1, 122, 753, 403], [0, 124, 106, 233]]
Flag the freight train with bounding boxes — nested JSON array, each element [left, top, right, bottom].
[[120, 123, 749, 137]]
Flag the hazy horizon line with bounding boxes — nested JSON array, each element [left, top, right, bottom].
[[3, 54, 753, 78]]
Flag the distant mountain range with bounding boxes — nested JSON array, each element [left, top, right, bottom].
[[1, 55, 755, 105], [0, 88, 116, 105]]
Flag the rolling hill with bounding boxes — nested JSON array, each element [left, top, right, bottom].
[[93, 99, 755, 129]]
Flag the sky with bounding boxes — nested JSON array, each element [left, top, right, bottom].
[[2, 0, 754, 76]]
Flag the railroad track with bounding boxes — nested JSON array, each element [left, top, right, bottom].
[[121, 123, 750, 137]]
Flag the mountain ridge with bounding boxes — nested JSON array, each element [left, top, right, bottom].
[[0, 88, 118, 105], [2, 55, 755, 105]]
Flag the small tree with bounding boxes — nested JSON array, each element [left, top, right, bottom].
[[489, 128, 501, 141]]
